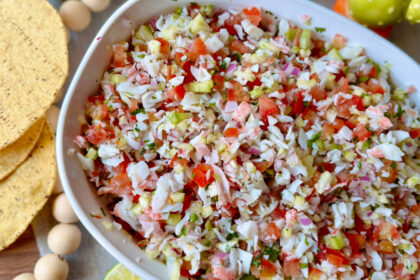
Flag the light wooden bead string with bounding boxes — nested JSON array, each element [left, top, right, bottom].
[[13, 1, 113, 278]]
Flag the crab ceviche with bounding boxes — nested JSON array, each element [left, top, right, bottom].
[[74, 3, 420, 280]]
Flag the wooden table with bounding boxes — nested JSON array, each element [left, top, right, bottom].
[[0, 227, 39, 279]]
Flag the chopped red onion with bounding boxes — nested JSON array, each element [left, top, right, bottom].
[[227, 62, 237, 73], [291, 67, 300, 76], [300, 217, 313, 225], [249, 147, 260, 156], [361, 176, 370, 182]]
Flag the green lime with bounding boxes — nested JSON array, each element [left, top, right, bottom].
[[104, 263, 142, 280]]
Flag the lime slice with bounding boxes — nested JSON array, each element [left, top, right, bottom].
[[104, 263, 142, 280]]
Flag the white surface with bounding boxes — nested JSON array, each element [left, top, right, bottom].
[[33, 0, 420, 280]]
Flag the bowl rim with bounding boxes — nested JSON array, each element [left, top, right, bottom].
[[57, 0, 420, 278]]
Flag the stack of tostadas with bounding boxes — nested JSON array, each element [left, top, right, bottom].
[[0, 0, 68, 250]]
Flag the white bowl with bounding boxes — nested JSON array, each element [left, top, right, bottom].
[[57, 0, 420, 279]]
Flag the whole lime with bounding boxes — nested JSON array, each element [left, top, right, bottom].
[[349, 0, 409, 27]]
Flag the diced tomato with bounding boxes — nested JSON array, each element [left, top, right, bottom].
[[213, 74, 225, 91], [246, 77, 262, 89], [169, 153, 189, 169], [344, 232, 365, 253], [336, 95, 363, 119], [85, 125, 107, 145], [228, 81, 249, 102], [327, 254, 344, 267], [230, 39, 251, 54], [271, 207, 287, 219], [188, 37, 208, 61], [331, 34, 347, 50], [368, 79, 385, 94], [175, 52, 185, 66], [263, 222, 280, 242], [282, 259, 300, 278], [373, 222, 401, 241], [224, 14, 243, 35], [187, 3, 200, 17], [320, 162, 335, 172], [409, 128, 420, 138], [254, 161, 272, 173], [259, 95, 279, 118], [92, 104, 108, 120], [353, 123, 372, 142], [182, 61, 195, 83], [367, 65, 377, 78], [292, 92, 304, 115], [242, 7, 261, 26], [108, 173, 132, 195], [302, 107, 316, 121], [309, 86, 327, 101], [334, 77, 349, 94], [321, 123, 335, 140], [192, 164, 214, 188], [88, 95, 105, 104], [410, 204, 420, 216], [325, 248, 350, 265], [333, 117, 346, 130], [377, 239, 394, 254], [113, 45, 127, 67], [180, 261, 200, 277], [224, 127, 240, 138], [308, 267, 324, 280], [260, 259, 277, 278], [167, 85, 186, 101], [155, 38, 170, 57]]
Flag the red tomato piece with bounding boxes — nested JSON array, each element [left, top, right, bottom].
[[270, 207, 287, 219], [368, 79, 385, 94], [224, 14, 244, 35], [230, 39, 251, 54], [264, 222, 280, 242], [155, 38, 170, 57], [109, 173, 132, 195], [224, 127, 240, 138], [259, 95, 279, 118], [192, 164, 214, 188], [260, 259, 277, 278], [282, 259, 300, 278], [175, 52, 185, 66], [246, 77, 262, 89], [292, 92, 304, 115], [85, 125, 107, 145], [188, 37, 208, 61], [353, 123, 372, 142], [92, 104, 108, 121], [327, 254, 344, 267], [321, 123, 335, 140], [309, 86, 327, 101], [409, 128, 420, 139], [377, 239, 394, 254], [213, 74, 225, 91], [254, 161, 272, 173], [167, 85, 186, 101], [373, 222, 401, 241], [242, 7, 261, 26], [113, 45, 127, 67], [228, 81, 249, 102], [182, 61, 195, 83], [345, 232, 365, 253]]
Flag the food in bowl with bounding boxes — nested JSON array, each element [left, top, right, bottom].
[[74, 3, 420, 279]]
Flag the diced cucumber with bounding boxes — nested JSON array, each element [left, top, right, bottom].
[[167, 213, 182, 226], [110, 74, 127, 85], [170, 192, 185, 203], [188, 80, 214, 93], [328, 48, 343, 61], [189, 13, 211, 34], [326, 234, 345, 250], [285, 29, 297, 41], [130, 203, 142, 215], [299, 29, 312, 50], [167, 112, 190, 124], [86, 147, 98, 160], [135, 25, 154, 41], [250, 86, 263, 99]]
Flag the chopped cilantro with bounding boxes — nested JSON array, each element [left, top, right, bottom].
[[307, 132, 321, 148], [300, 263, 308, 268], [100, 207, 107, 217], [251, 255, 261, 267], [359, 76, 370, 83], [357, 161, 362, 169], [226, 232, 238, 241], [240, 274, 257, 280], [396, 104, 403, 117], [130, 108, 145, 115], [233, 52, 242, 62], [361, 138, 372, 149], [138, 53, 146, 58], [220, 60, 227, 70], [303, 101, 309, 107], [384, 112, 391, 118], [263, 246, 280, 262], [191, 172, 196, 179], [315, 27, 326, 33], [391, 161, 397, 170]]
